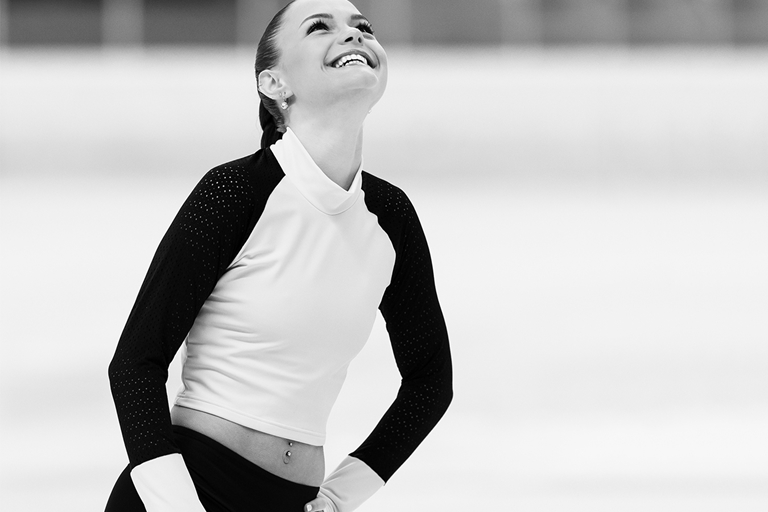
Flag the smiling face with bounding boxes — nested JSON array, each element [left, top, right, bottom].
[[266, 0, 388, 113]]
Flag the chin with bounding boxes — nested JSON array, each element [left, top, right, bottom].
[[331, 71, 384, 96]]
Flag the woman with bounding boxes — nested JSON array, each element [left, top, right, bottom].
[[105, 0, 452, 511]]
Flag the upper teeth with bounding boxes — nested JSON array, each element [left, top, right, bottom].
[[334, 54, 368, 68]]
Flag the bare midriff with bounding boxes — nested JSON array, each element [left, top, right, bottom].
[[170, 405, 325, 486]]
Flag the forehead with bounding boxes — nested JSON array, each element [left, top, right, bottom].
[[283, 0, 361, 28]]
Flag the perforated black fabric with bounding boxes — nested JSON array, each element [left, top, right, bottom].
[[354, 172, 453, 482], [108, 150, 284, 468]]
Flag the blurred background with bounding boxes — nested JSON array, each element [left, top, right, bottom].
[[1, 1, 767, 511], [2, 0, 768, 46]]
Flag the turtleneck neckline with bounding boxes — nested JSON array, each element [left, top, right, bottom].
[[269, 127, 363, 215]]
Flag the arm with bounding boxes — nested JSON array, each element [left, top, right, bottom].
[[311, 180, 453, 512], [350, 188, 453, 480], [108, 157, 276, 511]]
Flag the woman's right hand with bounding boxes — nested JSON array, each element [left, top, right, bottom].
[[304, 492, 337, 512]]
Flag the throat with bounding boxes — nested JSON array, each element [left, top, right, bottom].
[[286, 111, 368, 191], [321, 133, 364, 191], [320, 156, 360, 191]]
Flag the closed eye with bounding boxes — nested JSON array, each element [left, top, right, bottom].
[[356, 21, 374, 35], [307, 20, 330, 34]]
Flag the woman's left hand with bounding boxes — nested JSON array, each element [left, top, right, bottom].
[[304, 493, 337, 512]]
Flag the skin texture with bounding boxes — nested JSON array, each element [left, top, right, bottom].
[[258, 0, 388, 191]]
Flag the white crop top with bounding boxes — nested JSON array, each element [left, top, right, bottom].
[[174, 129, 396, 445]]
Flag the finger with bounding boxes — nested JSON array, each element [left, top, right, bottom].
[[304, 496, 331, 512]]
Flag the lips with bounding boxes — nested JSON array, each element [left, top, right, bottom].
[[329, 50, 376, 69]]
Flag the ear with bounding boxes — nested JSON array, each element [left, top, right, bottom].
[[258, 69, 291, 101]]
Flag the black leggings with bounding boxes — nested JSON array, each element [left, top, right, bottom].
[[105, 426, 320, 512]]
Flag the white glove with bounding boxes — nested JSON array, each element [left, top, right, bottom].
[[130, 453, 207, 512]]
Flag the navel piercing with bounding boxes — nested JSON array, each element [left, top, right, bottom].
[[282, 441, 294, 464]]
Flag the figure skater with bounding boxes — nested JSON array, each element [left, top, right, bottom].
[[105, 1, 452, 510]]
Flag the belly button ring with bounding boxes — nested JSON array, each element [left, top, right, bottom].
[[282, 441, 294, 464]]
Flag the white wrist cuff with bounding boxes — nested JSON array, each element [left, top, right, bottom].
[[319, 456, 385, 512], [130, 453, 207, 512]]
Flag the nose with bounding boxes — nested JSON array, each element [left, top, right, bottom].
[[343, 29, 364, 45]]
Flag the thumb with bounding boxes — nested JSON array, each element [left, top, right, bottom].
[[304, 494, 336, 512]]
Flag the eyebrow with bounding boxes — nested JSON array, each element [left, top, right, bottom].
[[300, 13, 371, 26]]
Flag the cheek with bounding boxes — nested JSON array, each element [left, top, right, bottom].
[[376, 54, 389, 89], [372, 41, 388, 66], [282, 47, 324, 90]]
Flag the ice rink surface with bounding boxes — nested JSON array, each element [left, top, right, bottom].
[[1, 47, 767, 510]]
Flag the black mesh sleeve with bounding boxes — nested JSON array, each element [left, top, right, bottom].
[[108, 152, 283, 468], [353, 173, 453, 482]]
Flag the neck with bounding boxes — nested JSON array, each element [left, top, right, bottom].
[[286, 103, 368, 191]]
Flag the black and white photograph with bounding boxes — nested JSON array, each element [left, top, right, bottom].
[[1, 1, 767, 511]]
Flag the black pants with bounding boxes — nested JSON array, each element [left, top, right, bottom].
[[105, 426, 320, 512]]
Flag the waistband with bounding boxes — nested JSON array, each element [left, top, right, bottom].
[[173, 425, 319, 512]]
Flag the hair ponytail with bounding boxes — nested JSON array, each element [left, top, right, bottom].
[[259, 101, 283, 149], [255, 1, 295, 150]]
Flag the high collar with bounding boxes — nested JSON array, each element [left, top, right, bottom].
[[269, 128, 363, 215]]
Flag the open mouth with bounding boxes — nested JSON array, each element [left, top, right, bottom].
[[330, 51, 375, 69]]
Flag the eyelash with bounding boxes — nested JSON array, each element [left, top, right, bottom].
[[357, 22, 375, 35], [307, 20, 329, 34], [306, 20, 375, 36]]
